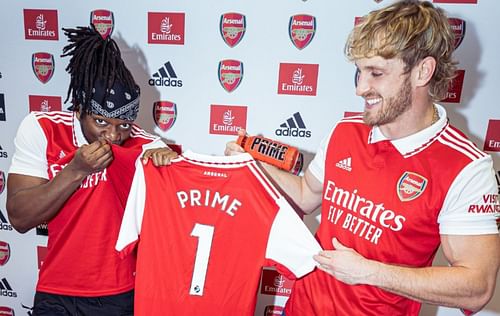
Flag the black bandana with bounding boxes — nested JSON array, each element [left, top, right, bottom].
[[82, 80, 140, 121]]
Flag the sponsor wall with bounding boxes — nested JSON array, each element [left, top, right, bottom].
[[0, 0, 498, 315]]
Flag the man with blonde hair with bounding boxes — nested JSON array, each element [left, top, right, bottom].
[[226, 0, 499, 314]]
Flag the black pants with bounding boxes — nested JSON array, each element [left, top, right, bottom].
[[33, 290, 134, 316]]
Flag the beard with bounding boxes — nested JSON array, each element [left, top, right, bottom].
[[363, 75, 412, 126]]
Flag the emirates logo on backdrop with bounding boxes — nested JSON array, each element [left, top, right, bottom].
[[448, 18, 466, 49], [218, 59, 244, 92], [90, 9, 114, 40], [220, 13, 246, 47], [260, 269, 293, 297], [29, 95, 62, 112], [289, 14, 316, 49], [209, 104, 247, 135], [483, 120, 500, 152], [277, 63, 319, 96], [32, 52, 55, 84], [441, 69, 465, 103], [24, 9, 58, 40], [148, 12, 185, 45]]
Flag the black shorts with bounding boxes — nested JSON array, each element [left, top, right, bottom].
[[33, 290, 134, 316]]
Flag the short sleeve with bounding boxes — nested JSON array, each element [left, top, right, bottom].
[[265, 197, 322, 278], [115, 160, 147, 256], [438, 156, 499, 235], [308, 129, 334, 184], [8, 113, 49, 179]]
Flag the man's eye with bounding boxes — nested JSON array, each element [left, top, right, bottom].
[[372, 72, 382, 77], [120, 123, 131, 130], [95, 119, 107, 126]]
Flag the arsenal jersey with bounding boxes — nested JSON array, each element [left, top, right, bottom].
[[285, 104, 499, 315], [116, 151, 321, 316], [9, 111, 164, 296]]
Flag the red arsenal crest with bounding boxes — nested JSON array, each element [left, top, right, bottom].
[[218, 59, 244, 92], [32, 52, 55, 84], [289, 14, 316, 50], [90, 9, 114, 40], [448, 18, 466, 50], [0, 307, 14, 316], [0, 241, 10, 266], [397, 172, 427, 202], [220, 13, 246, 47], [153, 101, 177, 132], [0, 170, 5, 194]]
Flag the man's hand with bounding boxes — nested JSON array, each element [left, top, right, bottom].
[[224, 129, 246, 156], [142, 147, 178, 166], [68, 139, 113, 177], [314, 238, 379, 285]]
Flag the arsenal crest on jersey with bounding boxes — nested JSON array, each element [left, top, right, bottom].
[[289, 14, 316, 50], [0, 170, 5, 194], [0, 241, 10, 266], [448, 18, 466, 50], [90, 9, 114, 40], [153, 101, 177, 132], [220, 13, 246, 48], [397, 171, 427, 202], [32, 52, 54, 84], [218, 59, 244, 92]]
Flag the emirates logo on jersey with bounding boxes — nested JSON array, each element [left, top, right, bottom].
[[289, 14, 316, 50], [32, 52, 55, 84], [90, 9, 114, 40], [448, 18, 466, 50], [153, 100, 177, 132], [220, 13, 246, 47], [0, 241, 10, 266], [397, 172, 428, 202], [218, 59, 244, 92]]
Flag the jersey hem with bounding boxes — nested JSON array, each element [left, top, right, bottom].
[[36, 283, 134, 297]]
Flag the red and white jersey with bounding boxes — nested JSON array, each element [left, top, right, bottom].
[[9, 111, 164, 296], [285, 104, 499, 315], [116, 151, 321, 316]]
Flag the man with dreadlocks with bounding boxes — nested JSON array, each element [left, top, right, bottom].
[[6, 25, 177, 315]]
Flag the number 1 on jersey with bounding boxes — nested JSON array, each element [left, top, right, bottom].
[[189, 223, 214, 296]]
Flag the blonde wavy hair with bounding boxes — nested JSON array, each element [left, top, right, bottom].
[[345, 0, 457, 101]]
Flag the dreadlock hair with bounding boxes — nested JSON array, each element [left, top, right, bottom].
[[61, 24, 138, 114]]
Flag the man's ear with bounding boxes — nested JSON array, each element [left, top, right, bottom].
[[415, 56, 436, 87]]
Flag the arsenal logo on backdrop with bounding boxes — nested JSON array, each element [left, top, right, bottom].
[[397, 172, 428, 202], [153, 101, 177, 132], [90, 9, 114, 40], [220, 13, 246, 47], [0, 170, 6, 194], [32, 52, 54, 84], [448, 18, 466, 50], [0, 241, 10, 266], [218, 59, 244, 92], [289, 14, 316, 50]]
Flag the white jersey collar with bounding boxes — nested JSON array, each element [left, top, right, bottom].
[[369, 104, 447, 156], [73, 112, 89, 147]]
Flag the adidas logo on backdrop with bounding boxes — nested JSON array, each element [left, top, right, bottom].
[[149, 61, 183, 87], [275, 112, 311, 138]]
